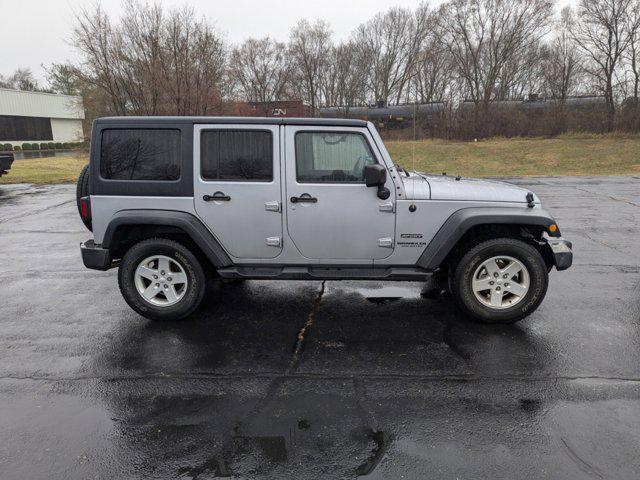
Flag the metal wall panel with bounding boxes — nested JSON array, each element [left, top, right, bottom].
[[0, 88, 84, 119]]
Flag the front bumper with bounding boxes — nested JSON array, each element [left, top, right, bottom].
[[548, 238, 573, 271], [80, 240, 113, 270]]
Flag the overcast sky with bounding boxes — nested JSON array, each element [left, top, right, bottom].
[[1, 0, 573, 84]]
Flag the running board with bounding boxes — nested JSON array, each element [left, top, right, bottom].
[[217, 266, 432, 281]]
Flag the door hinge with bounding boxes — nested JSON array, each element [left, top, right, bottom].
[[378, 237, 394, 248], [379, 201, 395, 212], [265, 201, 281, 212], [266, 236, 282, 247]]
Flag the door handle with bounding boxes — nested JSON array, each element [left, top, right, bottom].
[[203, 192, 231, 202], [290, 195, 317, 203]]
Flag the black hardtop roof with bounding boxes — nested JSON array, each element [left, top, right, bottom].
[[94, 116, 369, 127]]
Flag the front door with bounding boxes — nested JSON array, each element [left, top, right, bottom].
[[194, 124, 283, 259], [284, 126, 396, 261]]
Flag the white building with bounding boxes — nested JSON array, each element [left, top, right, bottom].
[[0, 88, 85, 147]]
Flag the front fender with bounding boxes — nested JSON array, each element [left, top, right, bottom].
[[416, 207, 561, 270]]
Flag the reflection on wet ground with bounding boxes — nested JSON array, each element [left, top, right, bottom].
[[1, 177, 640, 479], [347, 284, 422, 304]]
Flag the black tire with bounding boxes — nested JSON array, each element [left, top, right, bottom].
[[76, 164, 92, 231], [451, 238, 548, 324], [118, 238, 206, 321]]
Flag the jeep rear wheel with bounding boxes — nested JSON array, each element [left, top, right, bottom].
[[451, 238, 548, 324], [118, 238, 206, 321]]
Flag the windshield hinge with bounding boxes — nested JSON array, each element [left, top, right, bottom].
[[378, 237, 394, 248], [379, 201, 395, 213]]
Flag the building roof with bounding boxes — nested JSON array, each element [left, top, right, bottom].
[[0, 88, 84, 120], [94, 116, 368, 127]]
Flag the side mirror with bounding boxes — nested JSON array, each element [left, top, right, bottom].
[[364, 164, 386, 187], [363, 164, 391, 200]]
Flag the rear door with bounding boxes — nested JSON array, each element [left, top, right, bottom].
[[284, 125, 396, 261], [193, 124, 283, 259]]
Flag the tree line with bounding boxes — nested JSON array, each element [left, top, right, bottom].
[[7, 0, 640, 138]]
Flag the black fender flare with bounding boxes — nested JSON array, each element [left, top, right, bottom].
[[101, 210, 232, 268], [416, 207, 560, 270]]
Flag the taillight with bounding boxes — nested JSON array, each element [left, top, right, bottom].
[[80, 196, 91, 220]]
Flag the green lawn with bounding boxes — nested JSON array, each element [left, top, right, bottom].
[[1, 134, 639, 185], [0, 155, 88, 185], [386, 133, 640, 177]]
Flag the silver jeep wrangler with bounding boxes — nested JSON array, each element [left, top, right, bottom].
[[78, 117, 572, 324]]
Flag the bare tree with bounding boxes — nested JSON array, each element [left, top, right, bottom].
[[412, 20, 454, 103], [571, 0, 634, 129], [333, 42, 369, 115], [353, 5, 430, 105], [72, 1, 227, 116], [623, 0, 640, 100], [289, 20, 333, 113], [318, 46, 340, 108], [542, 8, 583, 101], [160, 5, 227, 115], [230, 37, 292, 110], [436, 0, 553, 107]]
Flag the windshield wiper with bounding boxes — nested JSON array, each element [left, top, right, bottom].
[[395, 164, 410, 177]]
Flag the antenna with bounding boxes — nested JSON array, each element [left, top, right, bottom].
[[410, 101, 417, 210]]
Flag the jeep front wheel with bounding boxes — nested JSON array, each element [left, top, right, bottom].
[[118, 238, 206, 321], [451, 238, 548, 324]]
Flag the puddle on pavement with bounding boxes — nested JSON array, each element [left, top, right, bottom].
[[233, 435, 288, 463], [353, 427, 389, 475], [352, 285, 422, 304], [520, 398, 543, 413]]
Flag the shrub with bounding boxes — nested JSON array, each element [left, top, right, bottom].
[[32, 143, 40, 150], [0, 144, 5, 151], [54, 142, 63, 149], [3, 144, 12, 151], [40, 143, 49, 150], [62, 142, 71, 149], [13, 145, 21, 151], [22, 143, 31, 150], [48, 142, 55, 150]]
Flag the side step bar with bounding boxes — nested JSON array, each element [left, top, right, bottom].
[[216, 266, 432, 281]]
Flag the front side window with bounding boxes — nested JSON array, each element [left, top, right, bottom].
[[295, 132, 377, 183], [201, 130, 273, 181], [100, 129, 181, 181]]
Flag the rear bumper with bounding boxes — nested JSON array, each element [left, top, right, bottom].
[[80, 240, 113, 271], [548, 238, 573, 271], [0, 156, 13, 176]]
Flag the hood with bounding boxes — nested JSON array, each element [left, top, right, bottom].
[[402, 172, 540, 204]]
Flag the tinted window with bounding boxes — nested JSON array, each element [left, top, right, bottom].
[[0, 115, 52, 141], [295, 132, 376, 183], [201, 130, 273, 181], [100, 129, 181, 181]]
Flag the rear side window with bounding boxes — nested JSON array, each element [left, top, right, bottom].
[[201, 130, 273, 181], [100, 129, 181, 181], [295, 132, 376, 183]]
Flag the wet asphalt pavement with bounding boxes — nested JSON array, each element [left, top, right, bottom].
[[1, 177, 639, 479]]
